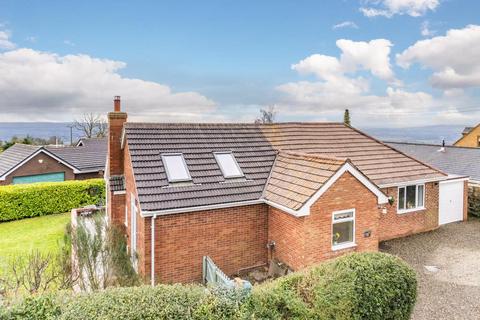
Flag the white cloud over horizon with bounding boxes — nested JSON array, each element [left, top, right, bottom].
[[0, 48, 216, 122], [360, 0, 440, 18], [0, 30, 15, 50], [276, 30, 480, 127]]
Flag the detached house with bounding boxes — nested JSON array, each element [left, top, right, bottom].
[[106, 97, 468, 284]]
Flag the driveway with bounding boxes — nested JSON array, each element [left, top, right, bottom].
[[381, 219, 480, 320]]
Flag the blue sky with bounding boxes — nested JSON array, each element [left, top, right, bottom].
[[0, 0, 479, 127]]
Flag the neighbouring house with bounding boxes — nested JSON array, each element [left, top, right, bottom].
[[454, 124, 480, 147], [0, 138, 106, 185], [106, 97, 468, 285], [387, 141, 480, 219]]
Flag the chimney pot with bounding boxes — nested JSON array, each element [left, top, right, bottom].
[[114, 96, 121, 112]]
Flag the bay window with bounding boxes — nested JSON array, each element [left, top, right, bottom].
[[398, 184, 425, 213]]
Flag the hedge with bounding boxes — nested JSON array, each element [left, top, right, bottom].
[[0, 252, 417, 320], [0, 179, 105, 222]]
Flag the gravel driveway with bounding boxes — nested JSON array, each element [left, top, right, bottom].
[[381, 219, 480, 320]]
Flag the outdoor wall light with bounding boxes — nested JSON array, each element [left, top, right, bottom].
[[38, 159, 44, 164]]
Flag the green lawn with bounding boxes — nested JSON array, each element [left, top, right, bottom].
[[0, 213, 70, 259]]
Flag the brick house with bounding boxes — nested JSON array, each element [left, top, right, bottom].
[[106, 97, 468, 284], [454, 124, 480, 148], [0, 138, 106, 185]]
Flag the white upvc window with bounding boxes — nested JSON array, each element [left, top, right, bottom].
[[332, 209, 355, 250], [214, 151, 244, 178], [161, 153, 192, 183], [397, 184, 425, 214]]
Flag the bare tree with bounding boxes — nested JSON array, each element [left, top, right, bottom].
[[74, 113, 107, 138], [254, 105, 277, 124]]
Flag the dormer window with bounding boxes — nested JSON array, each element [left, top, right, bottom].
[[214, 151, 244, 178], [161, 153, 192, 183]]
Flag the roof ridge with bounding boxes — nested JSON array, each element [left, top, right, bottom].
[[125, 121, 345, 127]]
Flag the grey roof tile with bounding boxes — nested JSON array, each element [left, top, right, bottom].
[[124, 122, 445, 212]]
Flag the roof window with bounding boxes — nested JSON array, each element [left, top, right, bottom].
[[214, 152, 244, 178], [161, 153, 192, 183]]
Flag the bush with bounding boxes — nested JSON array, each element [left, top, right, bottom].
[[468, 186, 480, 217], [0, 252, 417, 320], [0, 179, 104, 222]]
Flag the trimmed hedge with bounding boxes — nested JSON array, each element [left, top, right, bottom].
[[0, 252, 417, 320], [0, 179, 105, 222]]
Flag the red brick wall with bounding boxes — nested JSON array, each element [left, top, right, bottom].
[[75, 171, 103, 180], [379, 182, 439, 241], [268, 171, 381, 271], [268, 207, 306, 270], [149, 204, 268, 283], [0, 152, 74, 185]]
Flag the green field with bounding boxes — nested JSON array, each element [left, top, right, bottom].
[[0, 213, 70, 259]]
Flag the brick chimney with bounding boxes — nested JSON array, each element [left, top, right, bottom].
[[108, 96, 127, 176]]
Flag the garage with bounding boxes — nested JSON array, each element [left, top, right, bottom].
[[439, 179, 466, 225], [12, 172, 65, 185]]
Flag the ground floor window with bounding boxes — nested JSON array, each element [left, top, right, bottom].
[[398, 184, 425, 213], [332, 209, 355, 249]]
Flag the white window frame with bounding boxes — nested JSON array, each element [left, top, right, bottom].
[[213, 151, 244, 179], [331, 209, 356, 251], [397, 184, 425, 214], [161, 153, 192, 183]]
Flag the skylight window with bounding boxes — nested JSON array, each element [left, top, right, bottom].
[[161, 153, 192, 183], [214, 152, 244, 178]]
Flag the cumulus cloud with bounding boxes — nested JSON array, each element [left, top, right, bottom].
[[397, 25, 480, 89], [274, 36, 474, 127], [0, 30, 16, 50], [0, 48, 215, 121], [292, 39, 397, 83], [360, 0, 440, 18], [332, 21, 359, 30]]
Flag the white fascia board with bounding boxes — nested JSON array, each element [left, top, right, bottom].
[[378, 176, 448, 188], [0, 148, 80, 180], [141, 199, 264, 217]]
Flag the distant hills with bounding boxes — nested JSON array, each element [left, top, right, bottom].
[[0, 122, 466, 145]]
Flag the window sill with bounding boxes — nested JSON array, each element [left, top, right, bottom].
[[332, 243, 357, 251], [397, 207, 425, 215]]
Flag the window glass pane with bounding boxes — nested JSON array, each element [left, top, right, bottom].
[[162, 154, 191, 182], [398, 187, 405, 210], [214, 152, 243, 178], [406, 185, 417, 209], [417, 185, 424, 207], [333, 221, 353, 245]]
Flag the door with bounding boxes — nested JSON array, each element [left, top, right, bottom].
[[439, 180, 465, 225], [12, 172, 65, 184], [130, 193, 137, 269]]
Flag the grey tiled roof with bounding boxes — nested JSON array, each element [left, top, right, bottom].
[[124, 122, 445, 212], [0, 138, 107, 178], [0, 144, 41, 177], [110, 175, 125, 192], [386, 141, 480, 182], [47, 138, 107, 172], [124, 123, 277, 211]]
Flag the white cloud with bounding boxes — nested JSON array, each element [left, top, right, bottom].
[[0, 48, 216, 121], [361, 0, 440, 18], [332, 21, 359, 30], [292, 39, 397, 83], [274, 36, 477, 127], [397, 25, 480, 89], [63, 40, 75, 47], [0, 30, 16, 50], [420, 21, 436, 37]]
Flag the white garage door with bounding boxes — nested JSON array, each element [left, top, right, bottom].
[[439, 180, 465, 225]]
